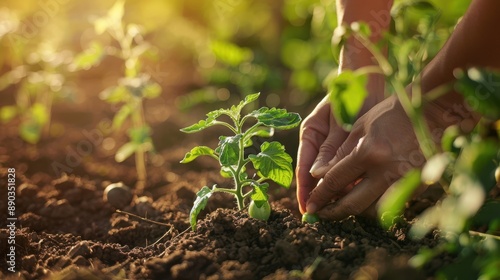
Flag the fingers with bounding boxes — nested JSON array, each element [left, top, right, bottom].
[[309, 124, 349, 178], [317, 176, 386, 221], [296, 100, 331, 214], [306, 149, 365, 214]]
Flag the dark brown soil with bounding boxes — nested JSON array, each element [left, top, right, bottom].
[[0, 92, 454, 280]]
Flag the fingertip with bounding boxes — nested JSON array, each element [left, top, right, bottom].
[[306, 202, 317, 214]]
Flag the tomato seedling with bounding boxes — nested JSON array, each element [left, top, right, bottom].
[[181, 92, 301, 230]]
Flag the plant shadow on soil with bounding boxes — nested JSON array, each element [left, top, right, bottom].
[[0, 95, 456, 280]]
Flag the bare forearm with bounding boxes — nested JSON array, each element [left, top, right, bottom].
[[422, 0, 500, 129], [336, 0, 393, 105]]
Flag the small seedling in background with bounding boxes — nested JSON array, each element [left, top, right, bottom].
[[71, 0, 161, 189], [180, 92, 301, 230], [0, 42, 73, 144]]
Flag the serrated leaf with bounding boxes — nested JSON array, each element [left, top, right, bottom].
[[378, 169, 422, 229], [250, 107, 301, 129], [251, 182, 269, 208], [455, 68, 500, 119], [115, 142, 138, 162], [180, 117, 216, 133], [112, 105, 131, 130], [181, 146, 216, 163], [190, 186, 213, 231], [328, 70, 368, 131], [70, 42, 104, 71], [0, 106, 18, 123], [217, 135, 241, 166], [248, 141, 293, 188]]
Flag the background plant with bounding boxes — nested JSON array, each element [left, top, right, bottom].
[[0, 12, 74, 144], [180, 92, 301, 230], [70, 0, 161, 189]]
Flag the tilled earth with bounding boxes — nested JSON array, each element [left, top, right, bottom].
[[0, 97, 454, 280]]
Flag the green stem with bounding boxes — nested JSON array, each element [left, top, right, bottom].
[[355, 32, 436, 159]]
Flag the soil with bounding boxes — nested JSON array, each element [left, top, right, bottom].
[[0, 88, 457, 280]]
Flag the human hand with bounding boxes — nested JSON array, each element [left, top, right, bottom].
[[305, 95, 429, 220], [296, 95, 349, 214]]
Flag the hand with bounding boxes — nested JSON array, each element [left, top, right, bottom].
[[296, 93, 381, 214], [305, 95, 429, 220], [296, 95, 349, 214]]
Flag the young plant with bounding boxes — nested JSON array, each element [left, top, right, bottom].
[[0, 39, 72, 144], [70, 0, 161, 189], [180, 92, 301, 230]]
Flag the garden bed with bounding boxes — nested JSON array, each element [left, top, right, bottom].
[[0, 96, 453, 280]]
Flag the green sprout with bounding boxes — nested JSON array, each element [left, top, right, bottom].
[[70, 0, 161, 189], [180, 92, 301, 230]]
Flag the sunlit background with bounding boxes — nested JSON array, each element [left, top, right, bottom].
[[0, 0, 471, 146]]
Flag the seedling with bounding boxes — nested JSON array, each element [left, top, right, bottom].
[[71, 0, 161, 189], [301, 212, 320, 224], [180, 92, 301, 230]]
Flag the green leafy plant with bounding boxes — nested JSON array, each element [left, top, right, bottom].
[[180, 92, 301, 230], [71, 0, 161, 188], [0, 39, 73, 144]]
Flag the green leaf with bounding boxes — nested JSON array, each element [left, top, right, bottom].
[[31, 103, 49, 125], [250, 182, 269, 208], [221, 92, 261, 120], [112, 105, 131, 131], [19, 120, 42, 144], [244, 127, 274, 148], [455, 68, 500, 119], [472, 200, 500, 227], [328, 70, 368, 131], [115, 142, 138, 162], [411, 1, 436, 11], [216, 135, 241, 167], [0, 106, 18, 122], [100, 85, 128, 103], [453, 139, 499, 193], [142, 82, 161, 99], [181, 93, 260, 134], [248, 141, 293, 188], [441, 125, 463, 154], [180, 117, 216, 133], [70, 42, 104, 71], [378, 169, 422, 229], [210, 40, 253, 66], [180, 146, 216, 163], [250, 107, 301, 129], [190, 186, 213, 231]]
